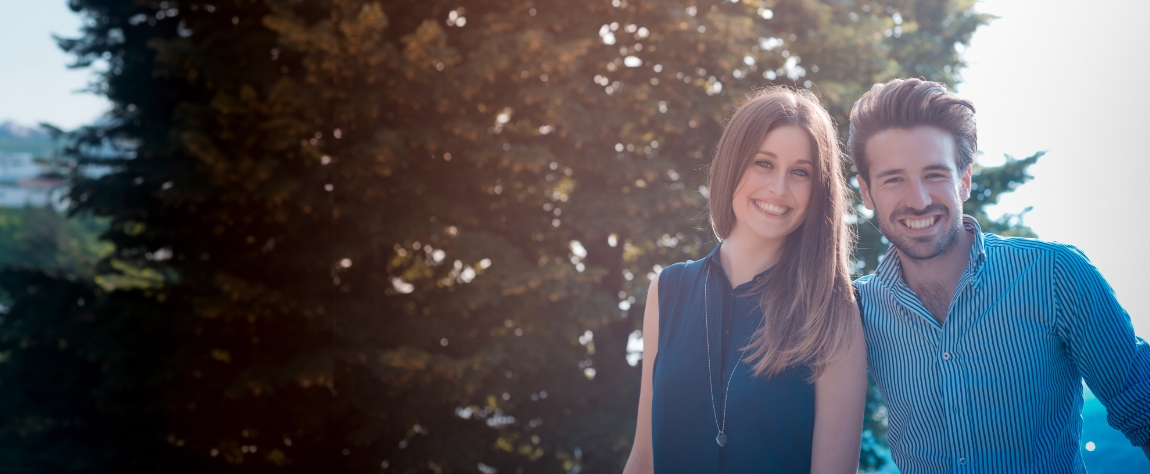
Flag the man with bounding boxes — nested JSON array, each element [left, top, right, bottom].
[[849, 78, 1150, 472]]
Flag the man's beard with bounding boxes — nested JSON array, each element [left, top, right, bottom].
[[877, 203, 962, 261]]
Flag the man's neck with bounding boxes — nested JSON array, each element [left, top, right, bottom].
[[899, 227, 974, 325], [718, 231, 783, 288]]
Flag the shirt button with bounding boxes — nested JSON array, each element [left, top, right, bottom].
[[942, 352, 951, 360], [959, 457, 967, 465]]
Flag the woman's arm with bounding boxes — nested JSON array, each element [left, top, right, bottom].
[[622, 275, 660, 474], [810, 304, 867, 474]]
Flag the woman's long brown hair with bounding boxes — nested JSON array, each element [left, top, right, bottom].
[[707, 87, 856, 380]]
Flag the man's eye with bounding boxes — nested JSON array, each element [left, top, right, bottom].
[[884, 177, 902, 184]]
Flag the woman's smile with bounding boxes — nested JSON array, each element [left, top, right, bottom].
[[752, 198, 792, 217]]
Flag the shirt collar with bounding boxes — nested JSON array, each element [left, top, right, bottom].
[[703, 241, 724, 271], [703, 241, 774, 292], [874, 214, 987, 286]]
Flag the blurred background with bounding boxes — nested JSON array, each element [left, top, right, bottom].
[[1, 0, 1147, 472]]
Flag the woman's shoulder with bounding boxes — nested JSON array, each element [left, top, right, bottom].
[[657, 258, 707, 289], [668, 256, 710, 275]]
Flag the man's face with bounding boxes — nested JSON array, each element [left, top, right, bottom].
[[858, 126, 972, 260]]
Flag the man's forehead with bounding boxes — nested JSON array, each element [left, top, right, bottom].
[[866, 126, 957, 170]]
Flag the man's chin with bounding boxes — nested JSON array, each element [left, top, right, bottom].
[[898, 242, 946, 261], [875, 223, 937, 259], [890, 229, 957, 261], [875, 210, 963, 261]]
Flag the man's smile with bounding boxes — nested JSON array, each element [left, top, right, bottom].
[[900, 216, 938, 230]]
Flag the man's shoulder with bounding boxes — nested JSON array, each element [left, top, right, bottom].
[[982, 232, 1085, 259], [852, 273, 878, 287], [851, 273, 887, 299]]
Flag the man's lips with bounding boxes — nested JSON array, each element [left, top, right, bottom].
[[901, 216, 937, 230], [891, 205, 948, 231]]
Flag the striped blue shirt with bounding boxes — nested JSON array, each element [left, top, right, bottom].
[[855, 215, 1150, 473]]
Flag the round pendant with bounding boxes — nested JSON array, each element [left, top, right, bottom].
[[716, 431, 727, 447]]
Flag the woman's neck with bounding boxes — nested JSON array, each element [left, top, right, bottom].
[[717, 230, 784, 288]]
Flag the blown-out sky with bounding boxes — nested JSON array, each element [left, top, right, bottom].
[[960, 0, 1150, 335], [0, 1, 108, 130], [4, 0, 1149, 334]]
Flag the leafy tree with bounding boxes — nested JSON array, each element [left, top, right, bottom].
[[0, 0, 1046, 473]]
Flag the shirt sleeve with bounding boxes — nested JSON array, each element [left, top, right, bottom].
[[1053, 244, 1150, 447]]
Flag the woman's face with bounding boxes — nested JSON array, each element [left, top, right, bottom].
[[728, 125, 815, 246]]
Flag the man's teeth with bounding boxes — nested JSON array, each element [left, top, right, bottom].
[[754, 200, 788, 216], [903, 217, 936, 230]]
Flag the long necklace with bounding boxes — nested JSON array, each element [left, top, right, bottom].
[[703, 271, 743, 448]]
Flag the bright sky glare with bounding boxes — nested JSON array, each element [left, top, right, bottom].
[[962, 0, 1150, 335], [2, 0, 1149, 334], [0, 1, 109, 129]]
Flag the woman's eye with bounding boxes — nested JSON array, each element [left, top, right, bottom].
[[791, 169, 810, 177], [755, 160, 772, 169]]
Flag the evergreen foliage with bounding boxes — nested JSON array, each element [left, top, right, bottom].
[[0, 0, 1043, 472], [0, 206, 108, 274]]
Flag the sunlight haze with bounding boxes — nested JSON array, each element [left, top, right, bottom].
[[3, 0, 1149, 335]]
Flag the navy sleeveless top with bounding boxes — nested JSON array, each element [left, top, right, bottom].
[[651, 244, 815, 473]]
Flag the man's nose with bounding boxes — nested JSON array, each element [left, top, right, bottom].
[[906, 179, 932, 209]]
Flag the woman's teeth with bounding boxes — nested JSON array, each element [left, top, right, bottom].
[[903, 217, 936, 230], [754, 200, 789, 216]]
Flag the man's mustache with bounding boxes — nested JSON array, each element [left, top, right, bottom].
[[889, 204, 949, 221]]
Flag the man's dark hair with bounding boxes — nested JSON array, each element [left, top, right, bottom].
[[848, 78, 977, 185]]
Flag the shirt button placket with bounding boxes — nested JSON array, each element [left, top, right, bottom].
[[946, 351, 958, 414], [942, 348, 957, 470], [941, 325, 966, 472]]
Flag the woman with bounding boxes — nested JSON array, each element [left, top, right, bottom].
[[623, 87, 866, 473]]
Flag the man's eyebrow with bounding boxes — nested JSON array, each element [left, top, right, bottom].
[[875, 164, 953, 180], [874, 168, 903, 180]]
